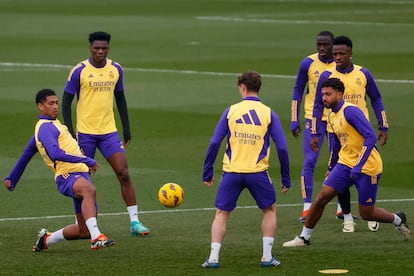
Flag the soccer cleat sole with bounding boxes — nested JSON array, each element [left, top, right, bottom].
[[32, 228, 50, 252]]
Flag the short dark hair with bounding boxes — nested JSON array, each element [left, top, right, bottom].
[[35, 88, 56, 104], [321, 78, 345, 93], [88, 31, 111, 44], [333, 35, 352, 48], [317, 31, 334, 40], [237, 71, 262, 92]]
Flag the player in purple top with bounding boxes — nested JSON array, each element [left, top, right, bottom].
[[290, 31, 336, 222], [62, 31, 150, 236], [311, 36, 389, 232], [3, 88, 115, 251], [283, 78, 409, 247], [202, 71, 290, 269]]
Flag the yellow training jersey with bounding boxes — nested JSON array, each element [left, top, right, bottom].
[[35, 119, 90, 179], [328, 101, 382, 176], [66, 58, 121, 134], [223, 99, 272, 173], [329, 65, 370, 118], [303, 54, 335, 121]]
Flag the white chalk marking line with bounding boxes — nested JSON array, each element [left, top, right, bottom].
[[1, 198, 413, 222], [0, 62, 413, 84]]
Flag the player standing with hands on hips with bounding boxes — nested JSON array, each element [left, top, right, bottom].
[[283, 78, 409, 247], [202, 71, 290, 268], [4, 88, 115, 251], [62, 31, 150, 236]]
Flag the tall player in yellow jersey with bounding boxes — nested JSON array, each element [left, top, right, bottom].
[[311, 36, 389, 233], [4, 89, 115, 250], [290, 31, 336, 222], [62, 31, 150, 236], [202, 71, 290, 268], [283, 78, 409, 248]]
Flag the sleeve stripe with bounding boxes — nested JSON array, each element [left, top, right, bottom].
[[291, 100, 298, 121], [355, 146, 367, 166], [381, 111, 389, 128]]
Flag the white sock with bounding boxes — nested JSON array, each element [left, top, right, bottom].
[[85, 217, 101, 240], [344, 213, 354, 222], [337, 203, 343, 213], [262, 237, 274, 261], [304, 202, 311, 210], [208, 242, 221, 263], [46, 229, 65, 247], [300, 226, 314, 241], [127, 205, 139, 223], [393, 214, 402, 226]]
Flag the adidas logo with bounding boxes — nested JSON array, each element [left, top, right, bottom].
[[235, 109, 261, 126]]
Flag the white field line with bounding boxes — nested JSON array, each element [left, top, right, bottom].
[[1, 62, 413, 84], [241, 0, 414, 4], [1, 198, 413, 222], [196, 15, 414, 27]]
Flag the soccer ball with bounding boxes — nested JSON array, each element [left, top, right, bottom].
[[158, 183, 184, 208]]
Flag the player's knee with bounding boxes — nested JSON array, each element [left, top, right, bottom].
[[303, 157, 317, 170], [314, 193, 332, 207], [85, 184, 96, 197], [117, 167, 131, 183]]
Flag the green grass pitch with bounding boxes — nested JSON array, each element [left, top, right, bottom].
[[0, 0, 413, 275]]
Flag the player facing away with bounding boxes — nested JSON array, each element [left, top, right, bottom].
[[3, 89, 115, 251], [283, 78, 409, 247], [311, 35, 389, 233], [202, 71, 291, 268], [290, 31, 336, 222], [62, 31, 150, 236]]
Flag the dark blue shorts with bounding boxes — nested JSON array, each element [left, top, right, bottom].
[[324, 163, 380, 206], [56, 172, 96, 214], [78, 131, 124, 160], [215, 171, 276, 211]]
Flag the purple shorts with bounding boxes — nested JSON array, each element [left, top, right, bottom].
[[77, 131, 124, 160], [56, 172, 96, 214], [324, 163, 380, 206], [215, 171, 276, 211]]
